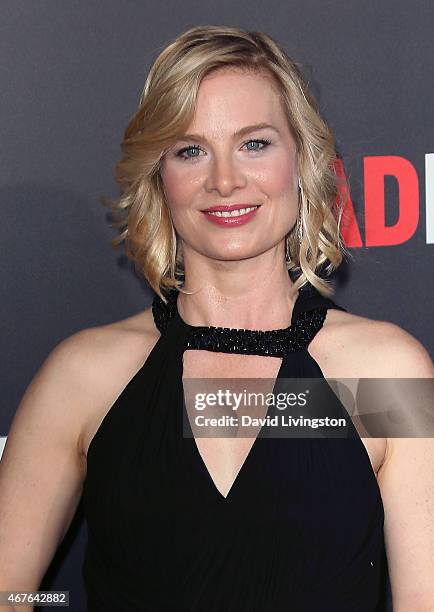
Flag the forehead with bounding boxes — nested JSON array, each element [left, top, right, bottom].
[[188, 68, 287, 134]]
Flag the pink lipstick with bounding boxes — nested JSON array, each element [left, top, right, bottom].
[[201, 204, 261, 227]]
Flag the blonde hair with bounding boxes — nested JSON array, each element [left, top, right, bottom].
[[104, 25, 347, 302]]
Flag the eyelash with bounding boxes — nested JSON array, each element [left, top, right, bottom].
[[175, 138, 272, 162]]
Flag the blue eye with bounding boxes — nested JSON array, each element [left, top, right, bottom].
[[244, 138, 271, 151], [176, 145, 203, 161], [175, 138, 271, 162]]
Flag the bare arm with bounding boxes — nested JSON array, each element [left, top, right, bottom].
[[0, 331, 95, 605], [323, 316, 434, 611], [0, 311, 159, 610], [0, 323, 140, 612], [373, 324, 434, 611]]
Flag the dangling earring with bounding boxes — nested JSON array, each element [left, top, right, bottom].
[[297, 177, 304, 243], [297, 215, 303, 243], [286, 177, 304, 264], [285, 236, 291, 263]]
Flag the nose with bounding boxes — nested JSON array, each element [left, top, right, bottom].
[[204, 155, 247, 196]]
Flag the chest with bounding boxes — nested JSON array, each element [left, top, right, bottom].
[[182, 348, 386, 499]]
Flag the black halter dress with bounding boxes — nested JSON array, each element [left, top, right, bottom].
[[82, 281, 387, 611]]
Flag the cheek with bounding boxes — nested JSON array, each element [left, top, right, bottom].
[[159, 165, 201, 241], [260, 153, 297, 196], [160, 165, 194, 212]]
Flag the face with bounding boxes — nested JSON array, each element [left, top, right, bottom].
[[159, 68, 299, 267]]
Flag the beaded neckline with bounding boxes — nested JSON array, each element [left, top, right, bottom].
[[152, 287, 328, 357]]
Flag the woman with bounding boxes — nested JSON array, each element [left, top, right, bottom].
[[0, 25, 432, 612]]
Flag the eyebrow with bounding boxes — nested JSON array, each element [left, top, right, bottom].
[[177, 122, 279, 143]]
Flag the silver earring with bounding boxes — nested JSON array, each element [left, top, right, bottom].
[[297, 216, 303, 243], [285, 236, 291, 263], [297, 178, 304, 243]]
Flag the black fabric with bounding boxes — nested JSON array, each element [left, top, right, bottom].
[[82, 283, 386, 611]]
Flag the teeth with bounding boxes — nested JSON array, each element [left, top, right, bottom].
[[207, 206, 258, 218]]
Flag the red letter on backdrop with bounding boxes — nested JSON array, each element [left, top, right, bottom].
[[364, 156, 419, 246], [333, 158, 363, 247]]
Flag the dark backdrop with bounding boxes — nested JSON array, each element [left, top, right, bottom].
[[1, 1, 433, 610]]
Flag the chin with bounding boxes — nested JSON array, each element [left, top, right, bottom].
[[202, 250, 262, 263]]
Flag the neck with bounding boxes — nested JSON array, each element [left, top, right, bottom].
[[177, 251, 299, 330]]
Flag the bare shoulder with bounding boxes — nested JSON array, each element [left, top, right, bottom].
[[47, 305, 161, 460], [51, 306, 160, 382], [310, 309, 433, 476], [311, 308, 434, 378], [0, 306, 160, 590]]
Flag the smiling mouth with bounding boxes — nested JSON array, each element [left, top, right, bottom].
[[203, 206, 260, 218]]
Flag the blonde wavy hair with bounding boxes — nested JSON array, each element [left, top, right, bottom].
[[104, 25, 347, 302]]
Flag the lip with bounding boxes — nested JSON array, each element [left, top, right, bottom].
[[201, 205, 260, 227], [202, 203, 261, 212]]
